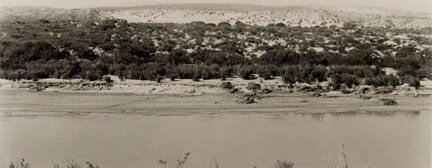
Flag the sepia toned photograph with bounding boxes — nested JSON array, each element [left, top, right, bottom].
[[0, 0, 431, 168]]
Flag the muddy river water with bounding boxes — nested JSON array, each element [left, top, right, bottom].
[[0, 111, 430, 168]]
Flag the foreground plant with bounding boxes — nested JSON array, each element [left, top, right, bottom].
[[274, 160, 295, 168], [52, 160, 99, 168], [6, 155, 296, 168], [9, 159, 30, 168]]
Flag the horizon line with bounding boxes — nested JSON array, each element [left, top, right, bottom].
[[0, 3, 430, 13]]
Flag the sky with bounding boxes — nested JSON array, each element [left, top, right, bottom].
[[0, 0, 431, 12]]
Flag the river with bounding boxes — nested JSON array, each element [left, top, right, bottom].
[[0, 111, 430, 168]]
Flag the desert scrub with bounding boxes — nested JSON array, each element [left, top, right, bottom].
[[257, 65, 277, 80], [401, 75, 421, 89], [238, 66, 254, 80], [2, 20, 430, 89], [220, 82, 234, 90], [246, 82, 261, 91], [365, 75, 400, 87], [103, 76, 113, 86], [236, 92, 261, 104]]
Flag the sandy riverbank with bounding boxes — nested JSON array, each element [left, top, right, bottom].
[[1, 76, 431, 96], [0, 77, 431, 117], [0, 87, 430, 117]]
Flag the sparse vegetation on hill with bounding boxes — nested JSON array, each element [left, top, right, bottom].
[[3, 5, 432, 29], [0, 19, 431, 89]]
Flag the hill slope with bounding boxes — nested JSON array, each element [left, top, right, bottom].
[[0, 6, 101, 21], [1, 4, 432, 28]]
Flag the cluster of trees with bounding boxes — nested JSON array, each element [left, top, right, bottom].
[[0, 19, 430, 89]]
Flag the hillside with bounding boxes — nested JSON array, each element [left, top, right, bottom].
[[1, 4, 432, 28], [0, 6, 101, 22], [0, 18, 431, 90], [98, 4, 432, 28]]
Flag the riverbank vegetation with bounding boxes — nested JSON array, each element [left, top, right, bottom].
[[0, 19, 431, 90], [6, 155, 296, 168]]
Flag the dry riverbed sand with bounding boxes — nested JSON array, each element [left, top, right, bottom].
[[0, 77, 430, 117]]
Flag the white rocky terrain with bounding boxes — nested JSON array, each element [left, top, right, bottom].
[[0, 6, 101, 21], [1, 4, 432, 28], [98, 4, 432, 28]]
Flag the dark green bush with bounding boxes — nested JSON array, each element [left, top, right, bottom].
[[219, 66, 234, 79], [246, 82, 261, 91], [257, 66, 276, 80], [402, 75, 421, 89], [156, 75, 164, 83], [220, 82, 234, 90], [310, 66, 327, 82], [238, 66, 254, 80], [365, 75, 400, 87], [192, 68, 201, 82], [103, 76, 113, 84], [330, 73, 360, 89], [281, 66, 299, 84]]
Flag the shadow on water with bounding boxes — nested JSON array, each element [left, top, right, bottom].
[[0, 106, 422, 121], [292, 110, 420, 121], [329, 110, 420, 118]]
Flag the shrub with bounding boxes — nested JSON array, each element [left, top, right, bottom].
[[238, 66, 254, 80], [176, 64, 197, 79], [310, 66, 327, 82], [397, 65, 418, 77], [342, 73, 360, 88], [167, 70, 178, 81], [84, 71, 101, 81], [257, 66, 275, 80], [199, 65, 217, 80], [330, 73, 360, 89], [282, 67, 297, 85], [402, 75, 420, 89], [156, 75, 164, 83], [281, 65, 314, 84], [229, 88, 240, 94], [0, 69, 28, 80], [384, 75, 400, 87], [219, 66, 234, 79], [201, 70, 210, 80], [103, 76, 113, 86], [237, 93, 256, 104], [246, 82, 261, 91], [143, 70, 157, 81], [417, 67, 432, 79], [192, 68, 201, 81], [220, 82, 234, 90], [274, 160, 295, 168], [165, 65, 178, 81], [365, 75, 400, 87], [9, 159, 30, 168]]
